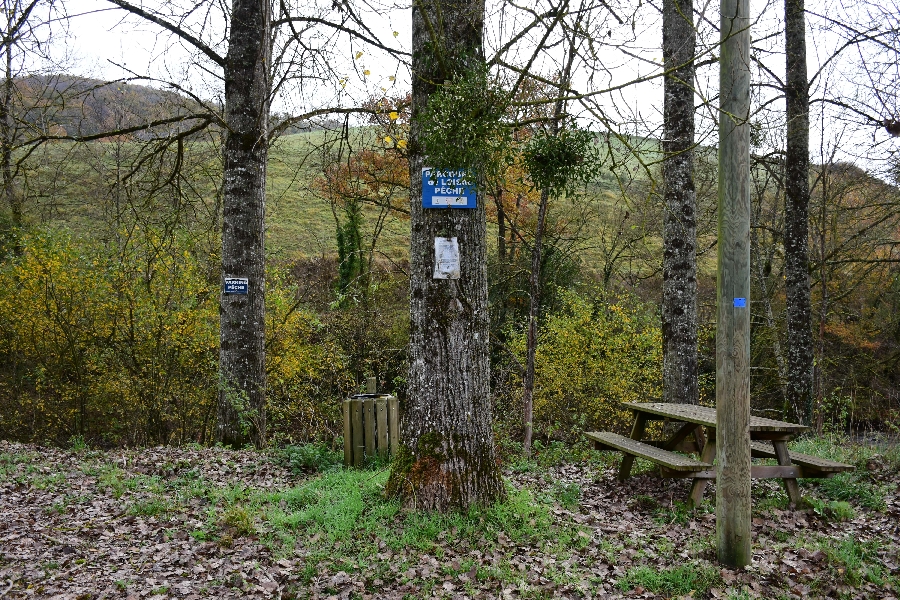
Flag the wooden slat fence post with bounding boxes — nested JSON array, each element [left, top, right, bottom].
[[363, 398, 376, 458], [351, 399, 364, 467], [376, 398, 389, 457], [343, 399, 352, 466], [389, 396, 400, 457], [342, 392, 402, 466]]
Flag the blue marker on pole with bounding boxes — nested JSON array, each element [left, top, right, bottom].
[[733, 297, 747, 308]]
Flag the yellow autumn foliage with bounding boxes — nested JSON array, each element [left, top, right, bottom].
[[266, 270, 353, 444], [0, 230, 218, 445], [0, 229, 352, 446], [513, 289, 662, 438]]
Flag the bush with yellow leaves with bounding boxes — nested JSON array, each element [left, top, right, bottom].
[[510, 288, 662, 440], [0, 229, 354, 446]]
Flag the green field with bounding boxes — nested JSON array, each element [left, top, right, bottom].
[[16, 128, 718, 279]]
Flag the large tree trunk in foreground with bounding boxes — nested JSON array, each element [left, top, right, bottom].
[[217, 0, 272, 447], [385, 0, 505, 511], [783, 0, 814, 424], [662, 0, 698, 405]]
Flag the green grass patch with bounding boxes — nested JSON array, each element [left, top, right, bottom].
[[816, 473, 887, 511], [0, 449, 38, 474], [651, 499, 711, 526], [26, 471, 68, 490], [790, 434, 893, 511], [790, 433, 900, 469], [811, 534, 893, 587], [221, 506, 256, 536], [552, 481, 582, 509], [617, 563, 720, 596], [753, 486, 791, 512], [809, 498, 855, 521], [277, 442, 343, 475], [127, 498, 172, 517], [229, 467, 572, 561]]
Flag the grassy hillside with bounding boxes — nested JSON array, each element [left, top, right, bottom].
[[265, 130, 413, 262], [17, 128, 680, 279], [8, 118, 752, 307]]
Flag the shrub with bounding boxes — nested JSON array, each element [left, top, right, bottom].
[[0, 230, 357, 447], [510, 288, 662, 440], [266, 269, 354, 444], [278, 442, 343, 474], [0, 229, 218, 446]]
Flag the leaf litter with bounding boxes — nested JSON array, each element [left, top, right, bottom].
[[0, 440, 898, 599]]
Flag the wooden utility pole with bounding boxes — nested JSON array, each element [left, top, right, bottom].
[[716, 0, 752, 567]]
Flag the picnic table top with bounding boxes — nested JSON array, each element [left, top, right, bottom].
[[622, 402, 808, 434]]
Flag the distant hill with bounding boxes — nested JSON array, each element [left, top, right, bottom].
[[15, 75, 202, 139], [15, 75, 340, 140]]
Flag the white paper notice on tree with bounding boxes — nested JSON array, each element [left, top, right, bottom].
[[433, 237, 461, 280]]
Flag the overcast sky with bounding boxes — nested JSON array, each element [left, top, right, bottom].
[[27, 0, 899, 177]]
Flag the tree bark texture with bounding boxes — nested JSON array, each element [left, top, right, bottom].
[[521, 186, 549, 456], [385, 0, 505, 511], [662, 0, 698, 405], [716, 0, 752, 567], [783, 0, 814, 425], [1, 36, 19, 230], [217, 0, 272, 447]]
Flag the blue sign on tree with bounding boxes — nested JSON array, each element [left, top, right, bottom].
[[421, 168, 477, 209], [224, 277, 249, 295]]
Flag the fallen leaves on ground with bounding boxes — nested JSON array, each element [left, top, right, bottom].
[[1, 440, 898, 599]]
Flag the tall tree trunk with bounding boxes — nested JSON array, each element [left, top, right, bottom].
[[662, 0, 698, 405], [814, 168, 828, 433], [1, 38, 19, 230], [495, 189, 507, 263], [783, 0, 813, 424], [217, 0, 272, 447], [522, 186, 548, 456], [385, 0, 505, 511], [521, 30, 578, 457]]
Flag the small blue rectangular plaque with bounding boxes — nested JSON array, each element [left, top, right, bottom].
[[224, 277, 249, 295], [422, 168, 477, 209], [733, 297, 747, 308]]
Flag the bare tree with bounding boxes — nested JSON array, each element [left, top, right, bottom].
[[661, 0, 698, 405], [782, 0, 813, 424], [99, 0, 399, 447], [0, 0, 72, 233]]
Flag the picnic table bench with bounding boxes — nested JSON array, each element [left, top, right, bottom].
[[587, 402, 854, 507]]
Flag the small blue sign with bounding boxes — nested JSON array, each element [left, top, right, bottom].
[[422, 168, 477, 209], [733, 297, 747, 308], [224, 277, 249, 295]]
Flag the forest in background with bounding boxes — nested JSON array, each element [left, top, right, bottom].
[[0, 72, 897, 449]]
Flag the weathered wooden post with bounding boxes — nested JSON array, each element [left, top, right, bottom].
[[716, 0, 752, 567]]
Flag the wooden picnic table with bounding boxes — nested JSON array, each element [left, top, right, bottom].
[[586, 402, 854, 507]]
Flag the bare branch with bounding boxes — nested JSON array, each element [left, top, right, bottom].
[[105, 0, 226, 66]]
